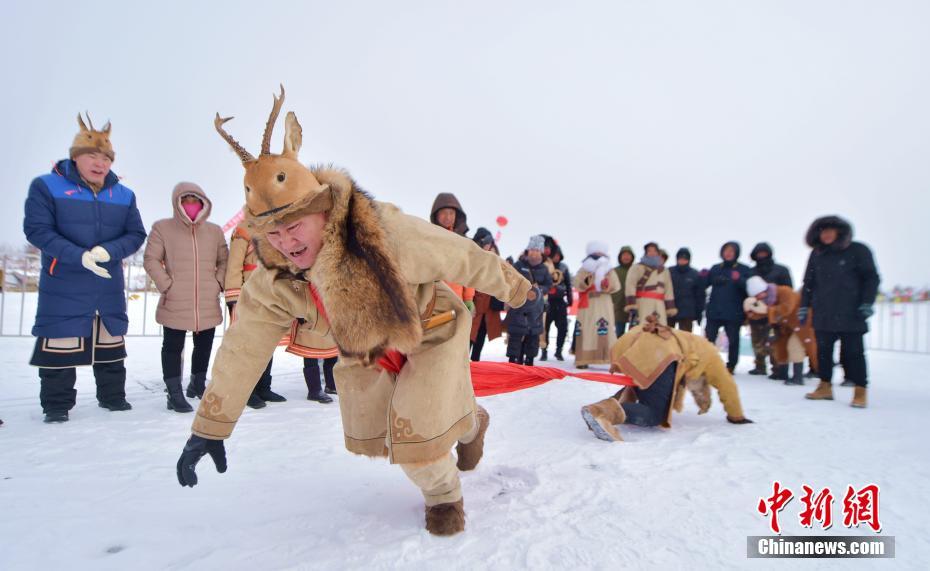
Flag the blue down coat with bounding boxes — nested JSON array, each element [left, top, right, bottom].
[[24, 159, 146, 338]]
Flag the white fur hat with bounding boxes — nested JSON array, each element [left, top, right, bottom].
[[586, 240, 609, 257], [746, 276, 768, 297], [526, 235, 545, 251]]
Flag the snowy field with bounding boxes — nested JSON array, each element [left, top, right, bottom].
[[0, 333, 928, 570]]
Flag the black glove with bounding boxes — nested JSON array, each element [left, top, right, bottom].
[[727, 416, 754, 424], [177, 434, 227, 487]]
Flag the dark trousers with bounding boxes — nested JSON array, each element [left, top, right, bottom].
[[304, 357, 337, 392], [816, 331, 867, 387], [544, 306, 569, 354], [705, 319, 742, 369], [507, 333, 540, 365], [161, 326, 216, 380], [255, 358, 274, 393], [471, 318, 488, 362], [622, 363, 676, 427], [615, 320, 628, 338], [39, 361, 126, 413], [668, 317, 694, 332]]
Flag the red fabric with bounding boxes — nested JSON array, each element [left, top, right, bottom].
[[470, 361, 634, 397], [636, 290, 665, 300], [377, 350, 408, 374], [600, 278, 610, 290], [576, 285, 595, 309], [242, 263, 258, 271]]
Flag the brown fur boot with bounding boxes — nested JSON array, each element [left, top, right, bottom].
[[805, 381, 834, 400], [581, 397, 626, 442], [456, 406, 490, 472], [425, 499, 465, 536], [851, 386, 867, 408]]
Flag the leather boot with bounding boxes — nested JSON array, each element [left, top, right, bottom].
[[851, 386, 867, 408], [748, 357, 767, 375], [785, 363, 804, 385], [165, 377, 193, 413], [805, 381, 834, 401], [554, 349, 564, 361], [425, 499, 465, 536], [303, 366, 333, 404], [539, 349, 548, 362], [580, 397, 626, 441], [456, 406, 490, 471], [186, 372, 206, 399]]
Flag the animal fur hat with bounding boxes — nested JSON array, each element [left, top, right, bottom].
[[586, 240, 609, 257], [70, 112, 115, 161], [213, 85, 334, 235], [213, 87, 422, 364]]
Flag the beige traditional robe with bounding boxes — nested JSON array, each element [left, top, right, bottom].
[[572, 268, 621, 366], [624, 263, 676, 325], [192, 174, 531, 466]]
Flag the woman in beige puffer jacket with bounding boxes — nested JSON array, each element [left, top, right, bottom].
[[143, 182, 228, 412]]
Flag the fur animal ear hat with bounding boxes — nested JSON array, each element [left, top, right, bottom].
[[214, 85, 333, 234], [70, 112, 115, 161]]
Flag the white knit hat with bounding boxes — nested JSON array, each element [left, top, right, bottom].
[[746, 276, 767, 297], [586, 240, 609, 257], [526, 235, 545, 251]]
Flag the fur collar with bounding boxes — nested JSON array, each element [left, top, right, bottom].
[[252, 166, 422, 364]]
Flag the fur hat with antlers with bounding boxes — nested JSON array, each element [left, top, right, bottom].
[[214, 85, 334, 234], [70, 112, 115, 161]]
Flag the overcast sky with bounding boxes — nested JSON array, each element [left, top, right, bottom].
[[3, 1, 927, 287]]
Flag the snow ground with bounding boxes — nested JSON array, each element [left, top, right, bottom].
[[0, 334, 927, 570]]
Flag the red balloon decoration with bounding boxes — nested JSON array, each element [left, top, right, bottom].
[[496, 216, 509, 227]]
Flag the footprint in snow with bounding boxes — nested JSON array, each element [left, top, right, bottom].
[[487, 466, 540, 502]]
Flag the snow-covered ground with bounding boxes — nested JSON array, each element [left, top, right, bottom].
[[0, 333, 927, 570]]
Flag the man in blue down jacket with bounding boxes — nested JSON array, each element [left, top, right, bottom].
[[23, 114, 146, 423], [701, 241, 751, 373], [668, 247, 705, 332]]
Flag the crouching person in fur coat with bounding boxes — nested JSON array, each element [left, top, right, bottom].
[[580, 317, 753, 442], [175, 88, 533, 536]]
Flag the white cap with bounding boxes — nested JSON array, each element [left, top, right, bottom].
[[746, 276, 767, 297], [586, 240, 609, 257]]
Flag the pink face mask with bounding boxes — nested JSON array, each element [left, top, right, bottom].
[[182, 201, 204, 222]]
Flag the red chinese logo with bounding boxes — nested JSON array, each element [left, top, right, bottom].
[[757, 481, 794, 534], [757, 482, 881, 534], [843, 484, 881, 532]]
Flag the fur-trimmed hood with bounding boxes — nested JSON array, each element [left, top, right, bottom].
[[252, 166, 422, 363], [806, 215, 853, 251]]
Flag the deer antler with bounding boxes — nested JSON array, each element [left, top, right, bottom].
[[84, 111, 95, 131], [260, 84, 285, 155], [214, 113, 255, 163]]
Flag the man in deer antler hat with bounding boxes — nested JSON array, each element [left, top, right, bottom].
[[175, 87, 533, 536], [23, 113, 146, 423]]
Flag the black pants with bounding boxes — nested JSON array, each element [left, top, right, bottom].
[[545, 306, 569, 354], [161, 326, 216, 380], [304, 357, 337, 392], [507, 333, 540, 365], [816, 331, 867, 387], [668, 318, 694, 332], [622, 363, 676, 427], [471, 318, 488, 362], [705, 319, 742, 369], [39, 361, 126, 413]]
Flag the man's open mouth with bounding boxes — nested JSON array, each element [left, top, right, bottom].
[[289, 246, 307, 258]]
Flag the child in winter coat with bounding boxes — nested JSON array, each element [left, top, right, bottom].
[[506, 236, 552, 366], [143, 183, 228, 413]]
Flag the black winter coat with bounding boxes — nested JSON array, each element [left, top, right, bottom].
[[704, 262, 751, 322], [801, 243, 879, 333], [548, 261, 573, 311], [752, 260, 793, 287], [506, 259, 551, 336], [669, 265, 705, 320]]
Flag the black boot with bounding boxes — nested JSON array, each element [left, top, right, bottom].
[[165, 377, 194, 412], [98, 399, 132, 411], [254, 363, 285, 402], [748, 361, 768, 375], [785, 363, 805, 385], [94, 361, 131, 411], [554, 349, 564, 361], [43, 411, 69, 423], [539, 349, 548, 362], [186, 372, 206, 399], [805, 368, 819, 379], [768, 365, 789, 381], [246, 392, 267, 409], [303, 365, 333, 404], [524, 357, 534, 367]]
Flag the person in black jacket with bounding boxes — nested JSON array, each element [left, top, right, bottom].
[[800, 216, 879, 408], [541, 244, 572, 361], [668, 248, 705, 332], [507, 236, 552, 366], [702, 241, 751, 373], [748, 242, 794, 377]]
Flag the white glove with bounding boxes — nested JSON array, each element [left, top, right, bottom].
[[82, 247, 112, 279]]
